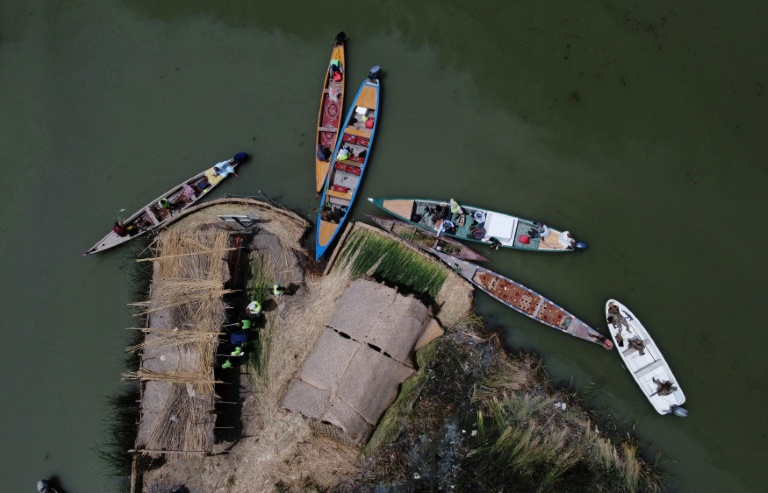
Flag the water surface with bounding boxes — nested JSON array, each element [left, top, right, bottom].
[[1, 1, 766, 491]]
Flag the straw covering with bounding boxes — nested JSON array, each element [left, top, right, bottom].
[[282, 279, 438, 446]]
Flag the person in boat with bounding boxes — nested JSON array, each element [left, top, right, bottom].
[[213, 152, 249, 178], [437, 220, 456, 237], [329, 58, 343, 81], [213, 161, 239, 178], [337, 146, 352, 161], [652, 377, 677, 396], [558, 230, 576, 249], [321, 205, 344, 223], [529, 223, 551, 239], [112, 220, 136, 237], [469, 227, 486, 240], [628, 338, 646, 355], [317, 145, 331, 162], [488, 237, 502, 250], [449, 198, 466, 217], [221, 359, 233, 369], [193, 176, 211, 194], [607, 304, 632, 333]]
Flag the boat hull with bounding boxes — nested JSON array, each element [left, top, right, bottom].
[[315, 70, 381, 260], [432, 250, 612, 349], [367, 215, 488, 261], [605, 299, 686, 414], [314, 34, 346, 194], [368, 197, 581, 252]]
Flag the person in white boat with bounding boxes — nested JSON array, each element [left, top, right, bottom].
[[607, 303, 632, 333], [529, 223, 550, 239], [653, 377, 677, 396], [558, 230, 576, 249]]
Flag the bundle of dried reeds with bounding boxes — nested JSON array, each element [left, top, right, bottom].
[[144, 384, 216, 453], [122, 370, 220, 388], [125, 327, 222, 354]]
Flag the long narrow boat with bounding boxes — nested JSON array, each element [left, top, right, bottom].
[[605, 299, 688, 416], [83, 153, 248, 256], [367, 215, 489, 262], [315, 66, 382, 260], [431, 250, 613, 349], [368, 197, 587, 253], [314, 32, 347, 195]]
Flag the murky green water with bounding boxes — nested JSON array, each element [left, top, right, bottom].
[[1, 1, 766, 491]]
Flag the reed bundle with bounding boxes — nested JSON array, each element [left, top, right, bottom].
[[125, 328, 222, 354], [122, 370, 220, 388], [144, 384, 216, 454]]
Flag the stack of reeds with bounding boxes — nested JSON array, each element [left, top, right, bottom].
[[128, 230, 234, 455]]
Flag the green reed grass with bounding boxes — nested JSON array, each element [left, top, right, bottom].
[[97, 383, 141, 477], [336, 229, 448, 298], [468, 386, 664, 492]]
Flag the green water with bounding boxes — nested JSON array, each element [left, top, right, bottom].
[[1, 1, 766, 491]]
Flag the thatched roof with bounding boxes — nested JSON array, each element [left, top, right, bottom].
[[282, 279, 438, 446]]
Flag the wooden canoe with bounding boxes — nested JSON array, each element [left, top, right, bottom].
[[367, 215, 489, 262], [368, 197, 587, 253], [605, 299, 687, 415], [315, 67, 381, 261], [314, 32, 346, 194], [431, 250, 613, 349], [83, 153, 247, 256]]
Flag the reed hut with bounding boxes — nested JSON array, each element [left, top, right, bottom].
[[282, 278, 443, 446]]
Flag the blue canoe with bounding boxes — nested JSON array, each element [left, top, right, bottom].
[[315, 66, 382, 260]]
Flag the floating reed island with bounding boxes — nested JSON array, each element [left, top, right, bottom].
[[118, 200, 665, 493]]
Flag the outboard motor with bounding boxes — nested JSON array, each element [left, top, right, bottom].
[[37, 480, 52, 493], [368, 65, 382, 81], [670, 405, 689, 417], [233, 152, 250, 164], [574, 241, 589, 251], [335, 32, 346, 44]]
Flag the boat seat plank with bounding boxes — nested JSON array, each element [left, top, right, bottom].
[[319, 126, 338, 132], [355, 85, 378, 109], [634, 359, 665, 378], [327, 189, 353, 200], [344, 126, 372, 138]]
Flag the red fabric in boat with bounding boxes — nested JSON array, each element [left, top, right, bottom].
[[321, 98, 341, 147]]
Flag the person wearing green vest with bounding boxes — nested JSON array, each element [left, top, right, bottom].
[[449, 198, 465, 215], [246, 300, 262, 315], [221, 359, 233, 369], [273, 284, 285, 297], [240, 319, 252, 330], [231, 346, 244, 357], [158, 197, 171, 209]]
